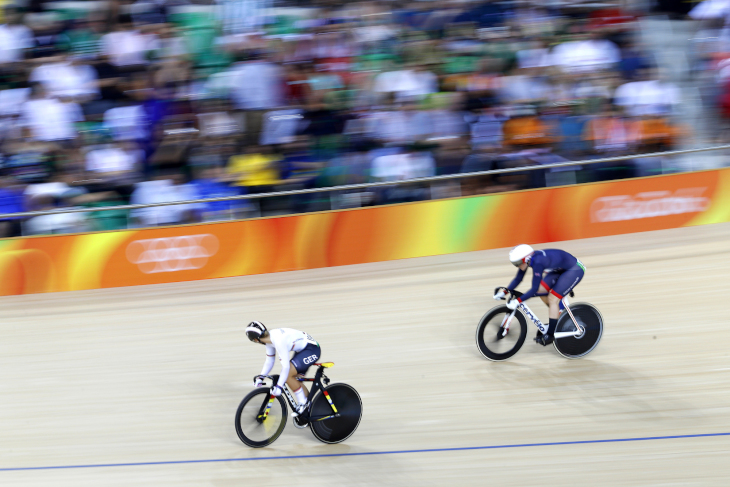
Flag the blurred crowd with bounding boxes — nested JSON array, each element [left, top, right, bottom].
[[689, 0, 730, 144], [0, 0, 696, 236]]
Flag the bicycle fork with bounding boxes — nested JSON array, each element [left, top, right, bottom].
[[259, 395, 277, 422], [499, 309, 517, 337], [258, 385, 298, 422]]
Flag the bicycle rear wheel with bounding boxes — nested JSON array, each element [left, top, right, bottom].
[[235, 388, 288, 448], [553, 303, 603, 359], [475, 306, 527, 361], [309, 383, 362, 444]]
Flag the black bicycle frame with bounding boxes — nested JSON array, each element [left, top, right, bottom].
[[254, 365, 340, 423], [295, 365, 340, 422]]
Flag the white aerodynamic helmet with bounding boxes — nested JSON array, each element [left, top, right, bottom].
[[509, 244, 534, 266], [246, 321, 267, 342]]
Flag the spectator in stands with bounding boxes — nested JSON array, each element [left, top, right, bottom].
[[0, 5, 33, 65], [502, 107, 555, 150], [84, 139, 143, 184], [2, 127, 55, 183], [20, 83, 84, 143], [550, 31, 621, 74], [259, 106, 304, 146], [613, 67, 681, 117], [22, 168, 93, 235], [196, 99, 242, 139], [23, 192, 88, 235], [461, 144, 499, 175], [0, 175, 25, 237], [129, 172, 201, 227], [101, 20, 153, 69], [584, 105, 632, 154], [29, 54, 99, 102], [227, 54, 284, 144], [227, 144, 282, 189], [498, 66, 550, 105], [373, 62, 438, 104], [65, 16, 104, 61], [190, 165, 251, 222], [103, 101, 147, 142], [618, 40, 650, 81], [0, 1, 710, 235]]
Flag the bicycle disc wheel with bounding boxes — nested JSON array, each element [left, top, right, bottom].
[[235, 388, 288, 448], [309, 383, 362, 444], [475, 305, 527, 361], [553, 303, 603, 359]]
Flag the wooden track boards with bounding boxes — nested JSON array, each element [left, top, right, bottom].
[[1, 223, 730, 486]]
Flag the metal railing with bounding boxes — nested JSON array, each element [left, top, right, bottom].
[[1, 143, 728, 220]]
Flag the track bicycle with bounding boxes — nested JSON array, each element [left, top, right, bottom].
[[235, 362, 363, 448], [476, 288, 604, 360]]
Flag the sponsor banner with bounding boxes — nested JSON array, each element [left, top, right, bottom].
[[546, 169, 726, 240], [1, 168, 729, 296]]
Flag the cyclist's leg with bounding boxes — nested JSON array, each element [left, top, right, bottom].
[[284, 362, 305, 395], [289, 343, 321, 400], [538, 272, 560, 308], [547, 266, 585, 320], [533, 274, 557, 339], [534, 266, 584, 345]]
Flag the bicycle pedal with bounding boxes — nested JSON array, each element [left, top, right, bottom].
[[534, 334, 554, 346], [292, 416, 309, 429], [291, 402, 310, 418]]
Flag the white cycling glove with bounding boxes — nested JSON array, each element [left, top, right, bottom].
[[494, 289, 507, 300], [506, 298, 519, 310], [270, 385, 283, 397], [254, 377, 264, 388]]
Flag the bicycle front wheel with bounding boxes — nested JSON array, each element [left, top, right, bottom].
[[475, 305, 527, 361], [309, 383, 362, 444], [235, 388, 288, 448], [553, 303, 603, 359]]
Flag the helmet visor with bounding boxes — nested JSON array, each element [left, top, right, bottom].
[[245, 327, 263, 342]]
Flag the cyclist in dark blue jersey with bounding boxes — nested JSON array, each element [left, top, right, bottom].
[[496, 244, 586, 346]]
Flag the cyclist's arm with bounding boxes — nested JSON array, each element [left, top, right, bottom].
[[273, 339, 292, 390], [260, 343, 276, 376], [507, 268, 526, 291], [517, 265, 544, 302]]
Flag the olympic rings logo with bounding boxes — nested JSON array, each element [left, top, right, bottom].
[[590, 189, 710, 223], [126, 234, 220, 274]]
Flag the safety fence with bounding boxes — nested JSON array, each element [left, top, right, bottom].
[[2, 144, 729, 225], [0, 161, 728, 296]]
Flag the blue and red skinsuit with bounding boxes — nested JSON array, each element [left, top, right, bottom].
[[508, 249, 585, 303]]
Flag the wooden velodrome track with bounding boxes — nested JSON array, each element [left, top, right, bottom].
[[1, 222, 730, 486]]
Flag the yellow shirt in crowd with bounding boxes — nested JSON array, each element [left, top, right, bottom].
[[228, 153, 281, 187]]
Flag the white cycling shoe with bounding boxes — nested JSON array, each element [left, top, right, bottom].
[[291, 402, 309, 418]]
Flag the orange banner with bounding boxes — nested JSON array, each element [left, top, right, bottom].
[[1, 168, 729, 296]]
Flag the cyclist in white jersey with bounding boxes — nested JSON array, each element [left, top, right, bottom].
[[245, 321, 321, 416]]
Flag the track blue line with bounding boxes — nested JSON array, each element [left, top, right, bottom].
[[2, 432, 728, 472]]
